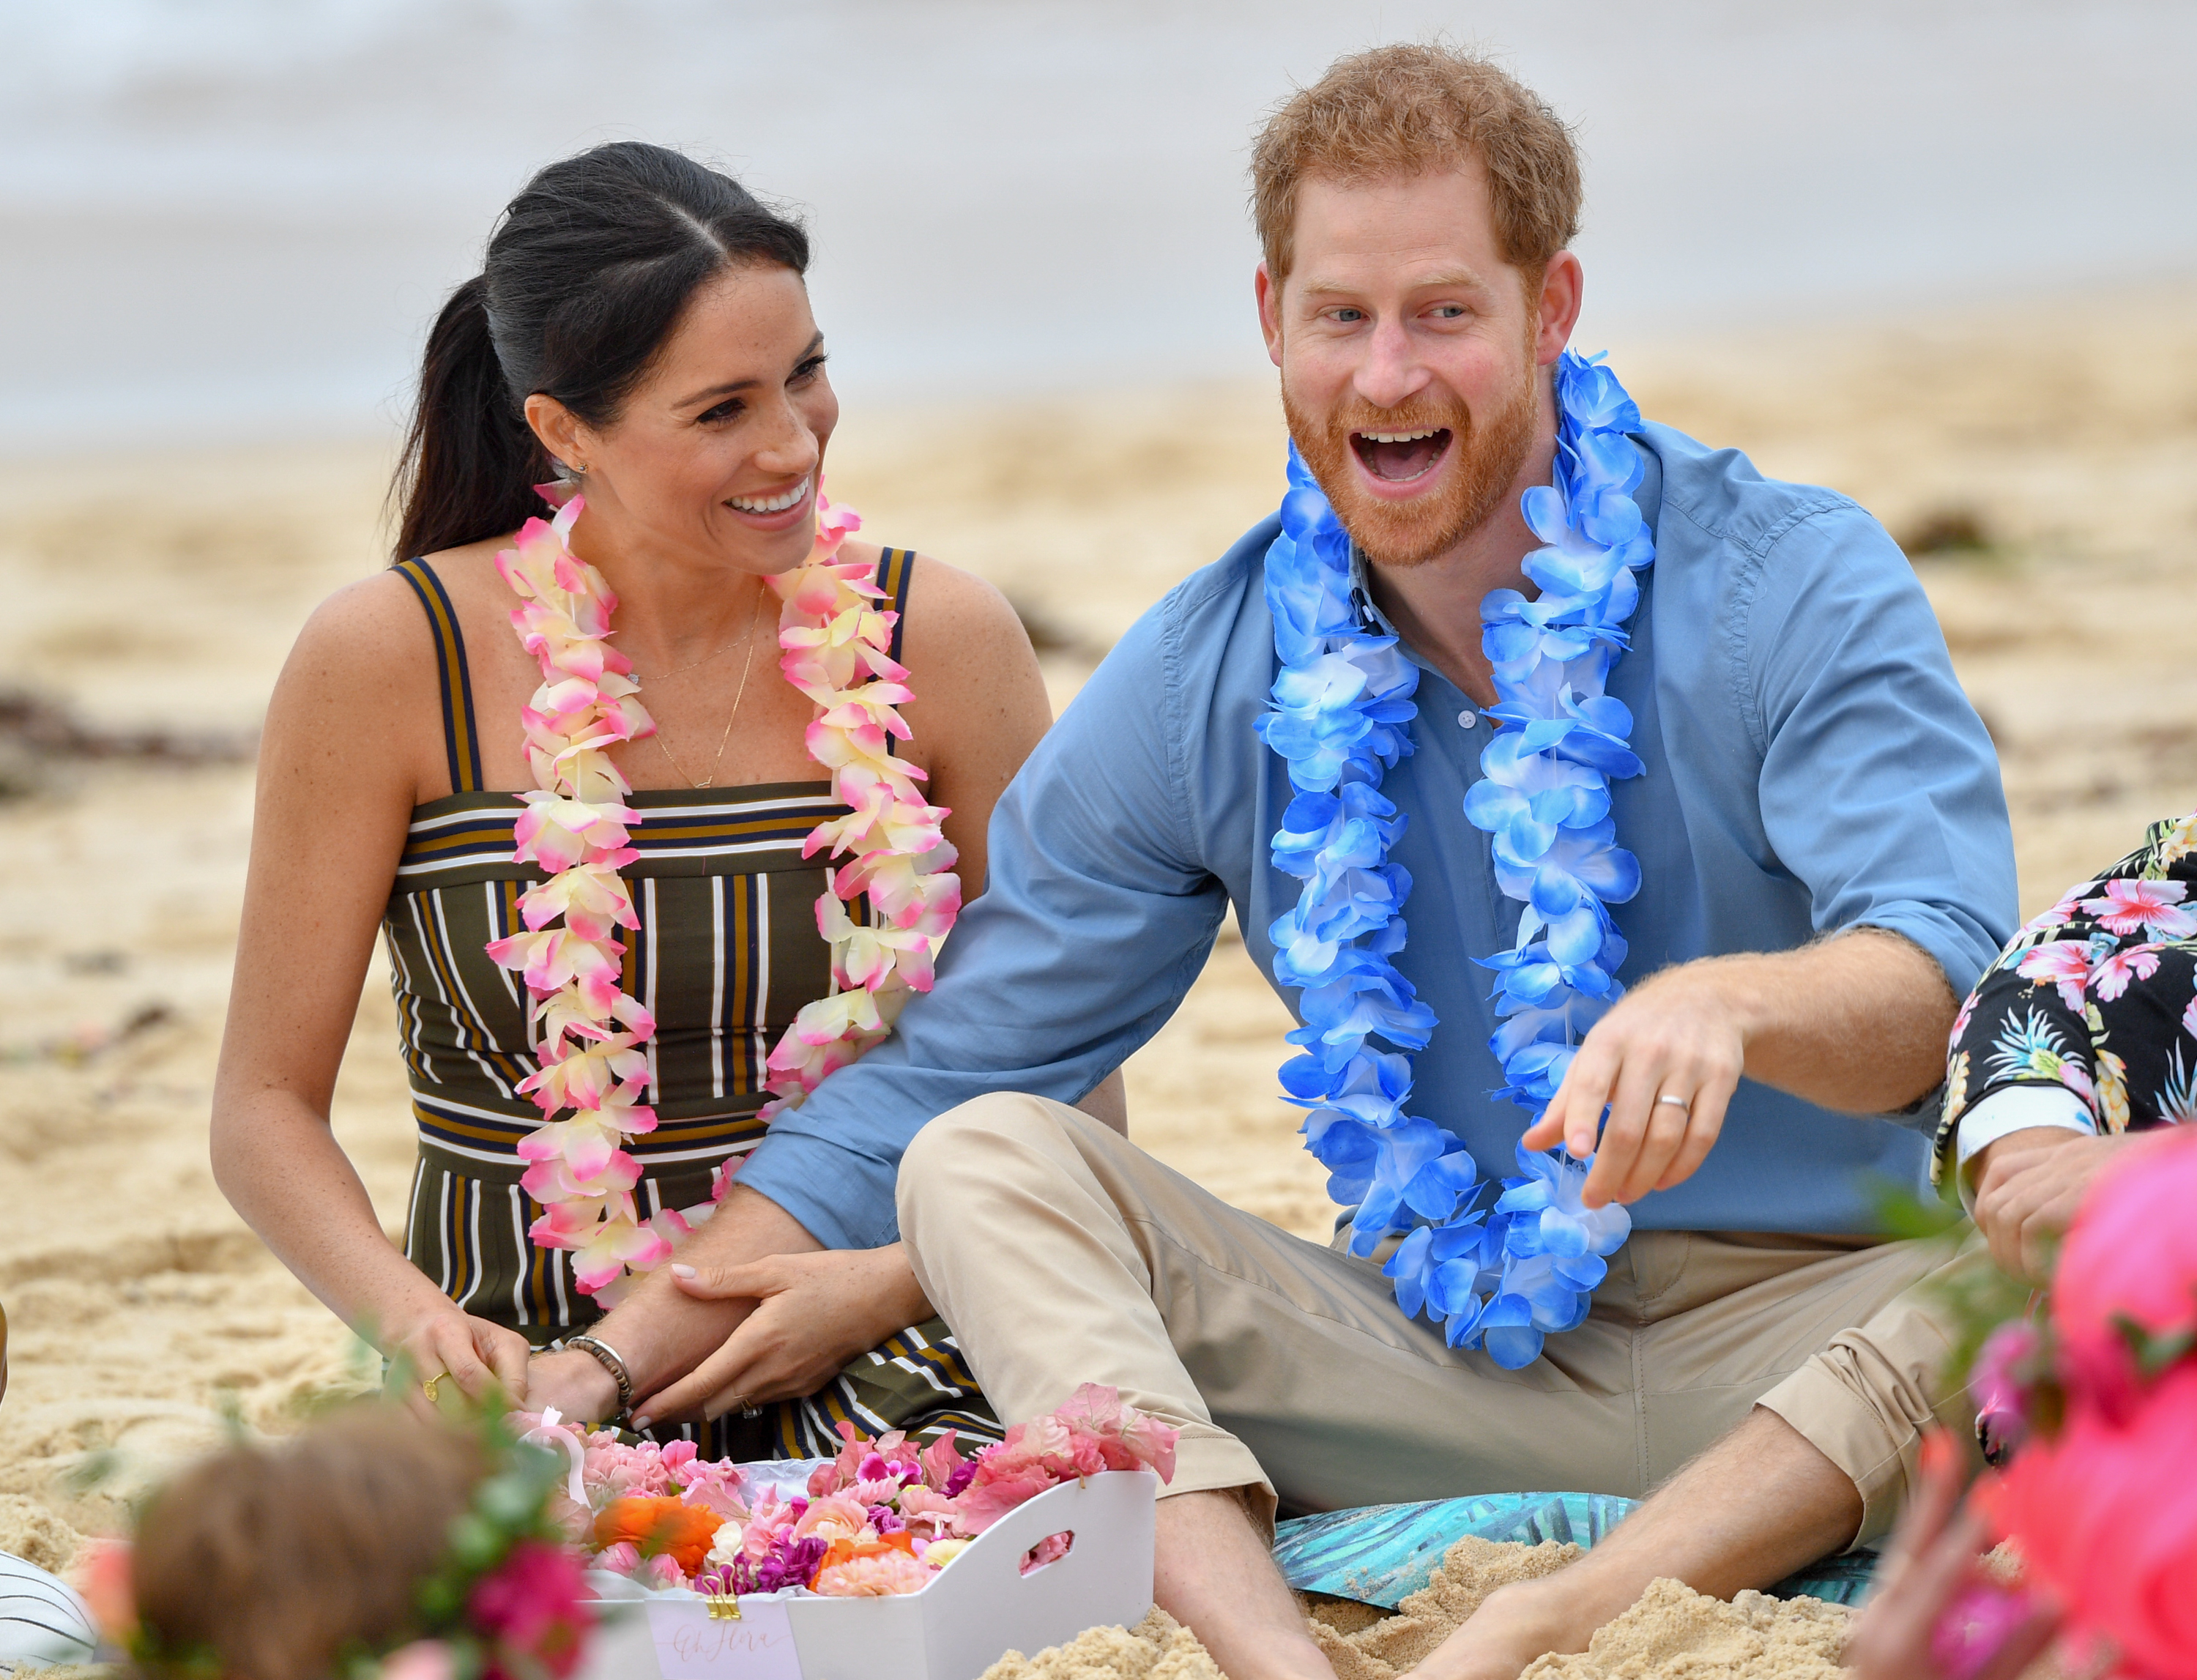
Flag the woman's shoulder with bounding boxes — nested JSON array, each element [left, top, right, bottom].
[[276, 538, 508, 716], [855, 541, 1032, 669]]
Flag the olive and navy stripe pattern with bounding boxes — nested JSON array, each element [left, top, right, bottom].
[[384, 549, 995, 1457]]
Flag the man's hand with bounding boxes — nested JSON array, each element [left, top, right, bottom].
[[1521, 962, 1749, 1209], [1971, 1128, 2141, 1282], [631, 1244, 932, 1429], [524, 1347, 622, 1426], [1520, 931, 1955, 1211]]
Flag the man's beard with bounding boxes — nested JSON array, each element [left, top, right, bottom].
[[1282, 363, 1540, 570]]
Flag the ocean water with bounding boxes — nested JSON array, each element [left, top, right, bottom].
[[2, 0, 2192, 449]]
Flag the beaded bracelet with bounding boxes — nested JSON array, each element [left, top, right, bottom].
[[562, 1333, 635, 1421]]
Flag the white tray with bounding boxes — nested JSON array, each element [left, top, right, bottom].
[[580, 1468, 1157, 1680]]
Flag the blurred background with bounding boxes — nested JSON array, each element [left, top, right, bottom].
[[6, 0, 2196, 447], [2, 0, 2194, 1567]]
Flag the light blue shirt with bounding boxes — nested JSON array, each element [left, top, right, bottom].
[[741, 424, 2018, 1250]]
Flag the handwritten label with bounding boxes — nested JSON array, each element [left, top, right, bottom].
[[645, 1599, 802, 1680]]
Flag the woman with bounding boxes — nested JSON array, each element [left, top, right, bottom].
[[212, 141, 1120, 1455]]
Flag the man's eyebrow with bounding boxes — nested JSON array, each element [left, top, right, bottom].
[[1296, 267, 1495, 299], [675, 332, 826, 406]]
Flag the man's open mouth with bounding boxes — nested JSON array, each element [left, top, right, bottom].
[[1350, 428, 1454, 484]]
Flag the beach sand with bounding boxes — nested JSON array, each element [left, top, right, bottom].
[[3, 286, 2193, 1670]]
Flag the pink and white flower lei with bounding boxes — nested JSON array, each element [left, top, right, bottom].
[[759, 492, 962, 1111], [485, 484, 959, 1303]]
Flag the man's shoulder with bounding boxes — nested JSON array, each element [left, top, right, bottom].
[[1637, 420, 1880, 565], [1104, 511, 1279, 683], [1164, 511, 1282, 625]]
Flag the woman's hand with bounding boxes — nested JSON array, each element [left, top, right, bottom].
[[1846, 1431, 2060, 1680], [388, 1302, 532, 1423], [1971, 1130, 2142, 1282], [631, 1244, 932, 1428]]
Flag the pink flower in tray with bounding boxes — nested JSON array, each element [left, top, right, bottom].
[[792, 1494, 873, 1543], [2080, 878, 2197, 939]]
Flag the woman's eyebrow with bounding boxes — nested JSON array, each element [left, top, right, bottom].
[[676, 332, 826, 406]]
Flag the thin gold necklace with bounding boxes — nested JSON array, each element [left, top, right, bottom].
[[649, 585, 768, 789]]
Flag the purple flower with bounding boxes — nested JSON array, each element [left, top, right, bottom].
[[732, 1534, 830, 1595]]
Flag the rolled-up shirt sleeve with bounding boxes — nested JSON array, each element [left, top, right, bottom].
[[734, 592, 1230, 1250], [1747, 506, 2016, 1000]]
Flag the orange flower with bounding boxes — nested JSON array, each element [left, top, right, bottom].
[[592, 1497, 724, 1577], [818, 1530, 916, 1575]]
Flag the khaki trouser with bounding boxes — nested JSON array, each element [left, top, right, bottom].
[[898, 1094, 1981, 1550]]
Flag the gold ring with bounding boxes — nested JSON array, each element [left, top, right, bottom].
[[423, 1374, 442, 1404]]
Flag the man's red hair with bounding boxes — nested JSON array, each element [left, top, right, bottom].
[[1251, 43, 1583, 285]]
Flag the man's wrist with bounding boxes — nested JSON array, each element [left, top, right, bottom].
[[534, 1347, 622, 1422]]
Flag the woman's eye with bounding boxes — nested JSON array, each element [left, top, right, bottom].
[[791, 354, 828, 385], [699, 398, 744, 424]]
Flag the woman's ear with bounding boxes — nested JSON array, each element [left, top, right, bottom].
[[523, 393, 590, 473]]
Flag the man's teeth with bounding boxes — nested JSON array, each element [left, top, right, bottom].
[[1359, 430, 1443, 444], [728, 477, 811, 513]]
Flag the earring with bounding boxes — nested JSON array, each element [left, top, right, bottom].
[[553, 458, 586, 484]]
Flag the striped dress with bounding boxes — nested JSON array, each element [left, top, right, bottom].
[[384, 551, 995, 1458]]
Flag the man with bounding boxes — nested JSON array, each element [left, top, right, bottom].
[[671, 44, 2015, 1680]]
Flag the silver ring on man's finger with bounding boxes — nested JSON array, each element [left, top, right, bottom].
[[1655, 1094, 1691, 1112]]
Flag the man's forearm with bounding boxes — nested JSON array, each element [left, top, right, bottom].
[[1721, 928, 1956, 1112], [589, 1185, 823, 1400]]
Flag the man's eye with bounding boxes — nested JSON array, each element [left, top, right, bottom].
[[1432, 305, 1468, 319], [1331, 308, 1365, 324]]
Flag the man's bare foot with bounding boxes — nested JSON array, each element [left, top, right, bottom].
[[1410, 1577, 1585, 1680]]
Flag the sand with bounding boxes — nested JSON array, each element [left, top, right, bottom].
[[4, 285, 2194, 1670], [981, 1537, 1851, 1680]]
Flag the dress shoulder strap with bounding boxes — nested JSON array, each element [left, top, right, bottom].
[[391, 557, 485, 795], [878, 547, 917, 664]]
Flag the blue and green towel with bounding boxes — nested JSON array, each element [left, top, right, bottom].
[[1273, 1493, 1877, 1609]]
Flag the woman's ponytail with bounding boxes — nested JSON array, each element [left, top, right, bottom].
[[386, 144, 809, 565], [388, 275, 549, 562]]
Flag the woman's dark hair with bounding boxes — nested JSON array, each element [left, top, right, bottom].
[[390, 141, 809, 562]]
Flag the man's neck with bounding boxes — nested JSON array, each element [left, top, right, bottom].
[[1361, 419, 1558, 709]]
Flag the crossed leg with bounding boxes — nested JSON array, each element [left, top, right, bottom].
[[899, 1095, 1971, 1680]]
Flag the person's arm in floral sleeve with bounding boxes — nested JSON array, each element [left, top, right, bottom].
[[1938, 811, 2197, 1279]]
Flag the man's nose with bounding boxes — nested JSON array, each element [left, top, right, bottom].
[[1353, 316, 1430, 412]]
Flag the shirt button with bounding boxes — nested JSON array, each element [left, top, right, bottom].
[[1457, 709, 1478, 729]]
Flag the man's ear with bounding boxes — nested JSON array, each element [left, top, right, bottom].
[[1535, 250, 1586, 367], [524, 392, 587, 471], [1254, 261, 1285, 369]]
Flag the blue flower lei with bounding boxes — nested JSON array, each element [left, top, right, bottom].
[[1257, 350, 1654, 1369]]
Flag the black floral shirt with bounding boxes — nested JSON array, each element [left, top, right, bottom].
[[1936, 810, 2197, 1185]]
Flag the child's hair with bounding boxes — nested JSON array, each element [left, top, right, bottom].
[[131, 1405, 488, 1680]]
